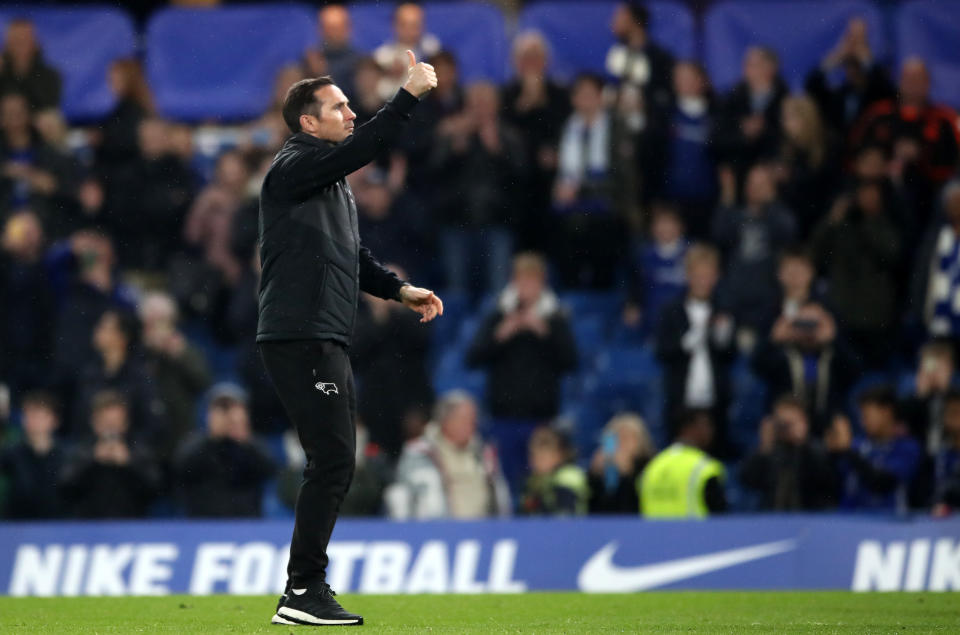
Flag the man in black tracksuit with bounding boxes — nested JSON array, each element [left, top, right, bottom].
[[259, 53, 442, 626]]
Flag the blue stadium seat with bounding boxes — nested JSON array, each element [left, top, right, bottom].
[[704, 0, 886, 92], [726, 355, 768, 455], [431, 347, 486, 401], [897, 0, 960, 108], [0, 8, 136, 121], [348, 2, 508, 83], [146, 6, 316, 121], [558, 290, 623, 323], [570, 314, 607, 369], [517, 1, 695, 82]]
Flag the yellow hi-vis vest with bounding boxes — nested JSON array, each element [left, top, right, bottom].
[[638, 443, 725, 518]]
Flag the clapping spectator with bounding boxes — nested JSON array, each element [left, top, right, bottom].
[[656, 244, 735, 450], [174, 383, 275, 518], [899, 340, 956, 453], [811, 181, 901, 368], [827, 386, 922, 514], [588, 413, 655, 514], [522, 427, 588, 516], [432, 81, 526, 294], [0, 19, 61, 111], [605, 1, 674, 115], [713, 47, 788, 185], [94, 59, 155, 170], [0, 391, 64, 518], [740, 395, 837, 510], [60, 390, 161, 519], [385, 391, 510, 519], [713, 163, 797, 333], [139, 292, 212, 461], [804, 17, 894, 137], [467, 252, 578, 490]]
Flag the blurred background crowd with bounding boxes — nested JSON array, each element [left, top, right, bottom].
[[2, 0, 960, 522]]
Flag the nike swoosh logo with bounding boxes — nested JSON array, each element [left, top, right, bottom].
[[577, 539, 797, 592]]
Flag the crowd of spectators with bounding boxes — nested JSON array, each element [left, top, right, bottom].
[[2, 2, 960, 521]]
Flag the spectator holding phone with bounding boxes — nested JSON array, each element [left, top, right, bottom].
[[587, 413, 655, 514]]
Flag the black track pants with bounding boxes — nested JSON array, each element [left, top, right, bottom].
[[258, 338, 356, 588]]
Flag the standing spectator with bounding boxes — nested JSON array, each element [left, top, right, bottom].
[[467, 252, 578, 489], [827, 386, 922, 514], [622, 202, 688, 336], [431, 81, 526, 294], [385, 391, 510, 519], [305, 4, 362, 95], [139, 291, 212, 461], [588, 413, 655, 514], [713, 163, 797, 333], [553, 73, 627, 288], [656, 245, 735, 448], [59, 390, 161, 519], [740, 395, 837, 510], [351, 263, 433, 458], [94, 59, 155, 171], [105, 118, 196, 270], [0, 92, 77, 231], [659, 61, 717, 237], [752, 300, 858, 434], [713, 47, 788, 185], [0, 211, 54, 396], [899, 340, 956, 453], [0, 19, 61, 111], [605, 1, 674, 115], [640, 409, 726, 518], [522, 427, 588, 516], [776, 95, 840, 237], [174, 383, 275, 518], [811, 181, 901, 368], [72, 309, 165, 444], [804, 17, 894, 137], [349, 57, 388, 125], [502, 31, 570, 250], [932, 389, 960, 513], [850, 58, 960, 228], [0, 391, 64, 519], [373, 2, 441, 100]]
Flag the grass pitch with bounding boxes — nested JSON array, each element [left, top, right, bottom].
[[1, 592, 958, 633]]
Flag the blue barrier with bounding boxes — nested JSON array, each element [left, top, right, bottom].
[[2, 516, 958, 595]]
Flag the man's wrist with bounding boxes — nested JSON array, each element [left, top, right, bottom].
[[395, 282, 412, 301]]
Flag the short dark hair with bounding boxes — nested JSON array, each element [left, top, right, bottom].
[[857, 385, 897, 411], [779, 245, 814, 268], [282, 76, 336, 133], [102, 309, 140, 349], [773, 393, 807, 414], [572, 72, 605, 94], [676, 408, 713, 432], [625, 2, 650, 29], [22, 390, 60, 417], [428, 50, 457, 69], [90, 389, 128, 416]]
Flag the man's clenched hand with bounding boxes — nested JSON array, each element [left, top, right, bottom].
[[399, 285, 444, 323], [402, 50, 438, 98]]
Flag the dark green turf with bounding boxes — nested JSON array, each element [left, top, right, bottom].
[[0, 592, 958, 633]]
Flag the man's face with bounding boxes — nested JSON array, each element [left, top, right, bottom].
[[860, 403, 893, 439], [93, 405, 128, 439], [307, 85, 356, 143], [23, 404, 57, 438], [572, 80, 603, 118], [320, 6, 351, 48], [744, 48, 774, 90], [779, 258, 813, 296], [442, 401, 477, 449], [513, 269, 545, 306], [899, 60, 929, 105], [5, 23, 36, 63], [93, 312, 125, 354], [686, 261, 718, 300], [394, 4, 424, 45], [745, 166, 775, 206], [773, 404, 808, 444], [1, 95, 30, 134]]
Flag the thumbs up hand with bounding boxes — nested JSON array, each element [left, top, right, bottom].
[[402, 49, 438, 98]]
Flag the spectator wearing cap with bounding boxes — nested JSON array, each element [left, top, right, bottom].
[[139, 291, 212, 461], [72, 309, 165, 444], [59, 390, 161, 519], [826, 386, 922, 514], [385, 391, 510, 519], [173, 383, 276, 518], [0, 211, 54, 397], [467, 252, 578, 490], [522, 426, 588, 516], [0, 391, 65, 519], [0, 19, 61, 111]]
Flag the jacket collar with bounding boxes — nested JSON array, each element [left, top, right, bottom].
[[289, 131, 337, 149]]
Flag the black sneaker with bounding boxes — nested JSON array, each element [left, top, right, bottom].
[[271, 591, 294, 625], [275, 583, 363, 626]]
